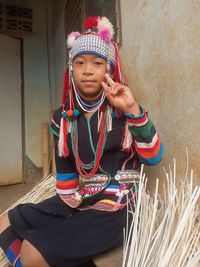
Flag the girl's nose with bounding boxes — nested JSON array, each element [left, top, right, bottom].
[[83, 63, 93, 74]]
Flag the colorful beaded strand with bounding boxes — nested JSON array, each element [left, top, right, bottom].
[[71, 111, 107, 178]]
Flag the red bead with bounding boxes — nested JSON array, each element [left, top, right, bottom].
[[67, 109, 74, 117]]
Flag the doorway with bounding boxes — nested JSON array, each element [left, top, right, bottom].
[[0, 33, 23, 185]]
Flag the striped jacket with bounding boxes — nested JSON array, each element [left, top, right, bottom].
[[50, 107, 163, 211]]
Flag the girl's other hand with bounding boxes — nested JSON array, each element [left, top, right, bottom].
[[101, 74, 141, 116]]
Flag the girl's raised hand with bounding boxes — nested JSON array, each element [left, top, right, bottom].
[[101, 74, 141, 116]]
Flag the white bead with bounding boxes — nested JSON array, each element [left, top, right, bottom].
[[115, 174, 121, 181]]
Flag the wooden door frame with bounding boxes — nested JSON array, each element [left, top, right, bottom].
[[13, 37, 25, 183], [19, 38, 25, 183]]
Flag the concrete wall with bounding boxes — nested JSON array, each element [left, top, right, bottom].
[[120, 0, 200, 187], [24, 0, 55, 167]]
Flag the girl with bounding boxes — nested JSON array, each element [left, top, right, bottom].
[[0, 16, 163, 267]]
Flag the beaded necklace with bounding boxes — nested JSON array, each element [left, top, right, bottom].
[[70, 110, 108, 178], [71, 76, 106, 113]]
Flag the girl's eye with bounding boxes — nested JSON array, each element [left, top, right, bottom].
[[74, 59, 84, 65], [76, 61, 84, 65], [94, 61, 103, 65]]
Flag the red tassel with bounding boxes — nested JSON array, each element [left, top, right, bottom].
[[84, 16, 99, 30], [113, 43, 120, 83], [63, 118, 69, 157], [62, 68, 69, 106], [114, 43, 128, 85], [121, 122, 133, 153]]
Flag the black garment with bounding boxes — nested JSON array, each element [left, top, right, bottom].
[[51, 107, 141, 178], [75, 260, 96, 267], [5, 108, 137, 266], [8, 195, 127, 267]]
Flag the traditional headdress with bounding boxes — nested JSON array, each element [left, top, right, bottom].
[[68, 16, 115, 70], [59, 16, 128, 160]]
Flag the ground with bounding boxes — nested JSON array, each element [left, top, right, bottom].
[[0, 181, 39, 213]]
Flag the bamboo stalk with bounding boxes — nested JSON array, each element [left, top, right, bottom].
[[123, 161, 200, 267]]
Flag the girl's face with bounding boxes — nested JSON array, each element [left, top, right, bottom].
[[72, 54, 107, 100]]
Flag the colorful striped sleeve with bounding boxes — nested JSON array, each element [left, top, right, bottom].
[[126, 109, 163, 165], [56, 172, 79, 194], [54, 139, 79, 194]]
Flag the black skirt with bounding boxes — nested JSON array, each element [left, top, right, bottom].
[[8, 195, 127, 267]]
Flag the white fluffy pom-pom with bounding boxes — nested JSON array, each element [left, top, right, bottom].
[[97, 17, 114, 42], [67, 31, 81, 48]]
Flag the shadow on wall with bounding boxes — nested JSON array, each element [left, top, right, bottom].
[[24, 155, 42, 182]]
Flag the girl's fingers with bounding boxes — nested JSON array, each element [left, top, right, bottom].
[[105, 74, 124, 94], [112, 84, 124, 96], [105, 73, 115, 86], [101, 81, 107, 90], [101, 81, 110, 94], [101, 82, 108, 90], [102, 81, 124, 97]]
